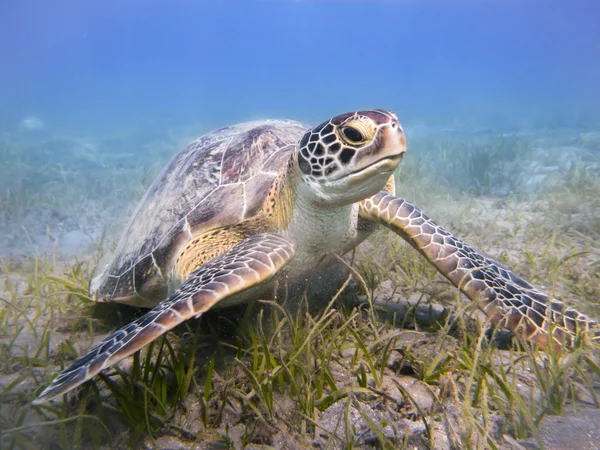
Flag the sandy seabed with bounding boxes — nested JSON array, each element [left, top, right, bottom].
[[1, 124, 599, 449]]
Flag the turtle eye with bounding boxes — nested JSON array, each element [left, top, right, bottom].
[[340, 126, 364, 145]]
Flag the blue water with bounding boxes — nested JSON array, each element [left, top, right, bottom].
[[2, 0, 599, 134], [2, 4, 600, 446]]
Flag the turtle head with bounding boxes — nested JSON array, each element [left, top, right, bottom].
[[295, 110, 406, 206]]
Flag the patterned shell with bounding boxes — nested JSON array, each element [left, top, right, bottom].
[[91, 120, 307, 306]]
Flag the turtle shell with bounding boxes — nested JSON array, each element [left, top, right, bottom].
[[91, 119, 307, 306]]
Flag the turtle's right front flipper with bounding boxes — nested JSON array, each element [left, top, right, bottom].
[[33, 233, 295, 405], [360, 192, 599, 347]]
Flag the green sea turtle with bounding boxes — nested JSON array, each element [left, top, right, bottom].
[[34, 109, 599, 404]]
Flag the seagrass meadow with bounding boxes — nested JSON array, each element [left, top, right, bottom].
[[2, 0, 600, 449], [1, 123, 599, 449]]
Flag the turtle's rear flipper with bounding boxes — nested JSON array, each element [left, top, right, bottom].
[[33, 233, 295, 405], [360, 192, 600, 347]]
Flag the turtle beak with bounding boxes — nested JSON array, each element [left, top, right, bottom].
[[351, 122, 406, 179], [345, 154, 403, 186]]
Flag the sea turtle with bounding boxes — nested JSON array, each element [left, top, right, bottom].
[[34, 109, 599, 404]]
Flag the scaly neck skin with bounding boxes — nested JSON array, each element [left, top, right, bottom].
[[283, 166, 358, 263]]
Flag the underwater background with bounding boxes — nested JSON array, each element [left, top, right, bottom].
[[1, 0, 600, 256], [1, 1, 600, 448], [3, 0, 600, 132]]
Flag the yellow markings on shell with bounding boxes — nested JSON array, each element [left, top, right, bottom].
[[175, 169, 297, 280], [175, 226, 247, 280], [252, 168, 296, 232]]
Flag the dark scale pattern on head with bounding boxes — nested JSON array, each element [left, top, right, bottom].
[[322, 134, 337, 145], [322, 124, 334, 134], [329, 143, 341, 153], [299, 133, 309, 149], [339, 148, 356, 165], [297, 122, 343, 179], [296, 110, 396, 180]]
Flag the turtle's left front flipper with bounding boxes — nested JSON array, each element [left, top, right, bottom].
[[360, 191, 599, 347], [33, 233, 295, 404]]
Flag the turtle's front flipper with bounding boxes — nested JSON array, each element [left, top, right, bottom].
[[33, 233, 295, 404], [360, 192, 599, 347]]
